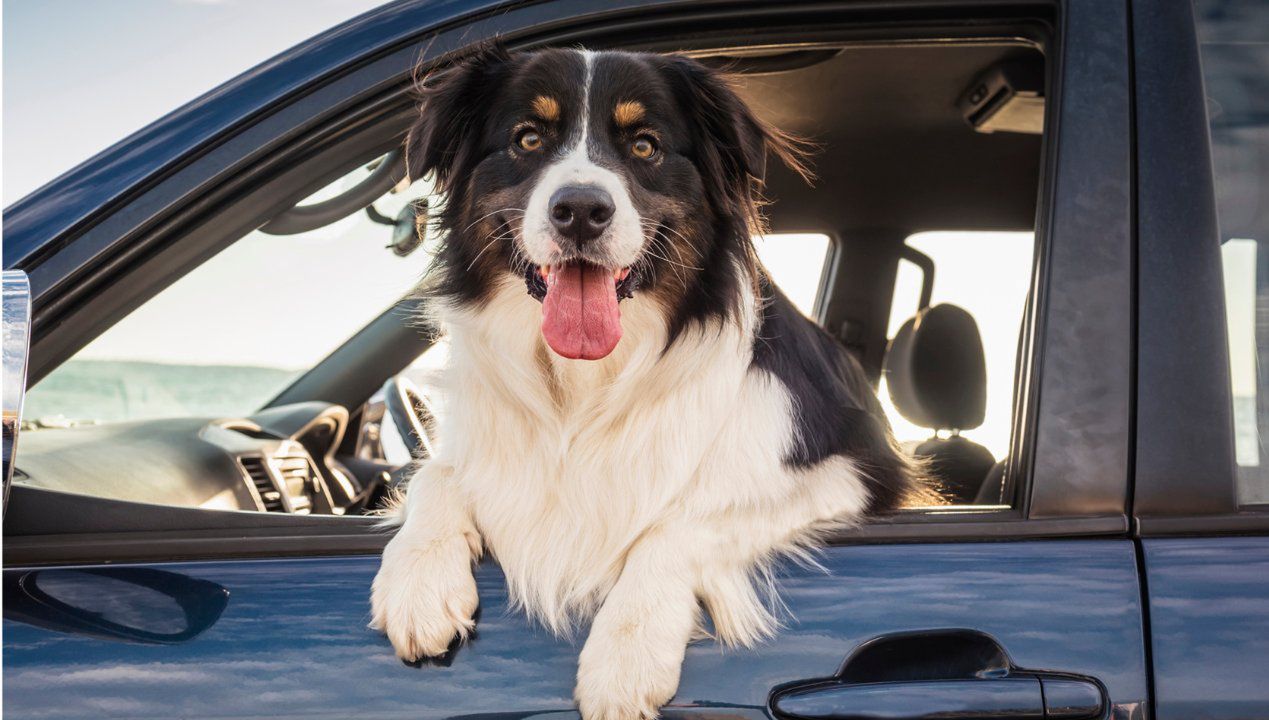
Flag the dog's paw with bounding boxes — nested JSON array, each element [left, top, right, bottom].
[[370, 533, 478, 661], [575, 629, 682, 720]]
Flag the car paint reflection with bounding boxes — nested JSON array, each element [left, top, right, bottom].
[[2, 541, 1147, 720], [1144, 537, 1269, 719], [5, 568, 229, 645]]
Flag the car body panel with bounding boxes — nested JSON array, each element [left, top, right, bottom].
[[1143, 537, 1269, 720], [7, 0, 1262, 716], [3, 541, 1147, 719]]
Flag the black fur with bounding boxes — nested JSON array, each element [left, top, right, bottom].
[[751, 276, 916, 513], [649, 55, 784, 344]]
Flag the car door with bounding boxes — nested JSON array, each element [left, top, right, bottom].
[[4, 1, 1149, 718], [1132, 1, 1269, 718]]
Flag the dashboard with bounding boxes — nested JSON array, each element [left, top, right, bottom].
[[14, 402, 391, 515]]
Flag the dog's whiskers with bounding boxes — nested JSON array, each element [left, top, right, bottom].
[[642, 228, 703, 273], [659, 232, 700, 273], [466, 224, 517, 272], [651, 223, 703, 262], [633, 222, 690, 287], [463, 207, 525, 234], [641, 244, 692, 287]]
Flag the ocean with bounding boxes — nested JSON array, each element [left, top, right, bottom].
[[24, 360, 300, 425]]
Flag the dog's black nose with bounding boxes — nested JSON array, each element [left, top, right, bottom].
[[549, 186, 615, 243]]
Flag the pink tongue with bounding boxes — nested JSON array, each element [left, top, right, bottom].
[[541, 263, 623, 360]]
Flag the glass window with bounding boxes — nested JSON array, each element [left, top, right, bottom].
[[24, 161, 436, 426], [1199, 0, 1269, 506], [753, 233, 832, 316], [881, 231, 1035, 475]]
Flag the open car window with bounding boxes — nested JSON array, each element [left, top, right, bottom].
[[11, 32, 1052, 524], [883, 232, 1034, 466]]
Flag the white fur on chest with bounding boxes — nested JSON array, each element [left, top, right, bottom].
[[426, 278, 807, 630]]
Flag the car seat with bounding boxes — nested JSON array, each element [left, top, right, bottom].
[[883, 303, 994, 503]]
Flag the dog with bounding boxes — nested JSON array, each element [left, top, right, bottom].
[[370, 45, 918, 720]]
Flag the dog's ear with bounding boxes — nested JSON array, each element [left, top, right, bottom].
[[660, 56, 813, 216], [404, 43, 513, 190]]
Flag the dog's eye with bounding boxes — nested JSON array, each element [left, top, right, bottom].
[[516, 129, 543, 152], [631, 136, 658, 160]]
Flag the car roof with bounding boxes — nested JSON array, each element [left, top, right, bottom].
[[735, 42, 1043, 236]]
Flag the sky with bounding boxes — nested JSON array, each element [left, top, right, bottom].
[[3, 0, 389, 205]]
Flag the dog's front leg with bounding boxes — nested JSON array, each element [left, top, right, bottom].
[[370, 462, 481, 661], [576, 528, 698, 720]]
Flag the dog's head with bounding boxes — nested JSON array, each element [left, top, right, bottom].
[[407, 46, 809, 360]]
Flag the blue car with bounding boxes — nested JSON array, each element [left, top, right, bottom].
[[3, 0, 1268, 718]]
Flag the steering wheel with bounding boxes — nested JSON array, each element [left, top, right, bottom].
[[382, 376, 437, 460]]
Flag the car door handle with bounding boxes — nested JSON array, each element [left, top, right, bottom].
[[769, 630, 1105, 720], [773, 676, 1102, 720]]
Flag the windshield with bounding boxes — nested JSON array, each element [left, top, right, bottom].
[[24, 162, 436, 427]]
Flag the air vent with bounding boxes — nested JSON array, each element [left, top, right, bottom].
[[274, 455, 313, 514], [239, 456, 285, 512]]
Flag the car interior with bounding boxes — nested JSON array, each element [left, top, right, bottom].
[[12, 34, 1046, 519]]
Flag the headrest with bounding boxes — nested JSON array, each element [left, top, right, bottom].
[[883, 303, 986, 431]]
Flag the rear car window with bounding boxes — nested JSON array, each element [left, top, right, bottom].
[[882, 231, 1035, 501], [1200, 0, 1269, 506], [754, 233, 832, 317]]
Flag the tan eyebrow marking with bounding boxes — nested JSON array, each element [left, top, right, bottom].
[[532, 95, 560, 121], [614, 100, 645, 127]]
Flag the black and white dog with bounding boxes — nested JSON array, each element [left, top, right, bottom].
[[371, 46, 918, 720]]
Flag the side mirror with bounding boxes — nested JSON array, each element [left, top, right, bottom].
[[389, 198, 429, 257], [366, 197, 429, 257], [3, 270, 32, 515]]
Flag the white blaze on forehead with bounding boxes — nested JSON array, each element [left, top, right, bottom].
[[521, 50, 644, 269]]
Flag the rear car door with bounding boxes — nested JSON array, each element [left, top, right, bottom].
[[5, 1, 1149, 718], [1133, 1, 1269, 718]]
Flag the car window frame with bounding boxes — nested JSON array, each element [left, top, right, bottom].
[[2, 0, 1136, 567]]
